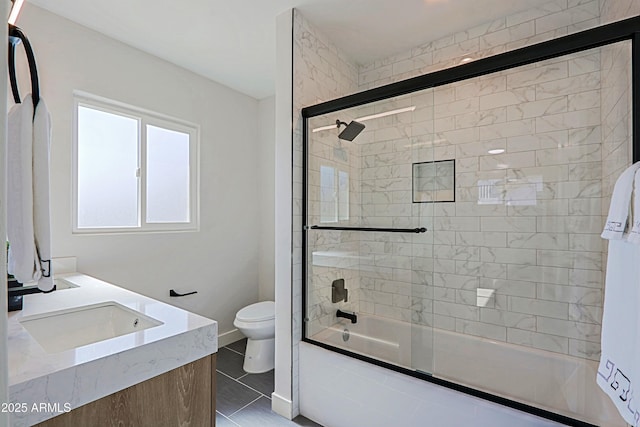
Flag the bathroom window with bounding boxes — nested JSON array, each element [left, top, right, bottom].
[[319, 165, 349, 223], [73, 94, 199, 233]]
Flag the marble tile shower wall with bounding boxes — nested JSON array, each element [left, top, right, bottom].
[[356, 48, 607, 360], [347, 0, 640, 361], [599, 0, 637, 253], [292, 9, 360, 413], [358, 0, 602, 91]]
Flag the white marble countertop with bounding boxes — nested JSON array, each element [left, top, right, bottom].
[[8, 273, 218, 426]]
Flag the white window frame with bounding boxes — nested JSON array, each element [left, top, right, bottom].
[[72, 92, 200, 234]]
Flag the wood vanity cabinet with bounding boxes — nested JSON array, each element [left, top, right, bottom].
[[35, 354, 217, 427]]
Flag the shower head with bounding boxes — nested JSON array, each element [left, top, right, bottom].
[[336, 120, 365, 141]]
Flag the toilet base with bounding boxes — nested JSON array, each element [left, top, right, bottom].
[[243, 337, 275, 373]]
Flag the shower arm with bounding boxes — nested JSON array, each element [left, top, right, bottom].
[[307, 225, 427, 233]]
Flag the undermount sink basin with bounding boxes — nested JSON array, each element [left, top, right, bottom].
[[19, 301, 163, 353], [53, 278, 79, 290]]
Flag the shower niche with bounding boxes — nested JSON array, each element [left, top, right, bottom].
[[302, 19, 638, 427], [412, 160, 455, 203]]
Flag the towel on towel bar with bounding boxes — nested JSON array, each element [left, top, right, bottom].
[[7, 94, 53, 291], [597, 163, 640, 427]]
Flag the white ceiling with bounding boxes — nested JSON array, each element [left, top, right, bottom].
[[26, 0, 552, 100]]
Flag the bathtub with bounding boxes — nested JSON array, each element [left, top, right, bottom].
[[311, 313, 624, 427]]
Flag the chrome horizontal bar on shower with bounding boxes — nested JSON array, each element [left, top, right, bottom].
[[307, 225, 427, 233]]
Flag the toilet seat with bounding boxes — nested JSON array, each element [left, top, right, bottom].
[[235, 301, 275, 323]]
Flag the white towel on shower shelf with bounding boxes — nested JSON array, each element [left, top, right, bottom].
[[601, 162, 640, 240], [597, 165, 640, 427], [7, 94, 54, 291]]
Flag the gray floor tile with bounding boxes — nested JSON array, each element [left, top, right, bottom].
[[226, 338, 247, 355], [229, 397, 302, 427], [217, 347, 247, 379], [292, 415, 324, 426], [238, 369, 274, 396], [216, 411, 241, 427], [216, 371, 261, 417]]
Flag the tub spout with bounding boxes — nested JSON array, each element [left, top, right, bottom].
[[336, 309, 357, 324]]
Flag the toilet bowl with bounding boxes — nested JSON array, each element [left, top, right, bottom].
[[233, 301, 275, 373]]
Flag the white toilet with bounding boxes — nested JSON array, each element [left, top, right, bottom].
[[233, 301, 275, 373]]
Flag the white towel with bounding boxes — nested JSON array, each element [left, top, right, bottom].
[[33, 97, 53, 291], [598, 163, 640, 427], [628, 168, 640, 244], [597, 239, 640, 427], [7, 95, 54, 291], [601, 162, 640, 240]]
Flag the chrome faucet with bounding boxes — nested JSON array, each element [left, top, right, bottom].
[[336, 309, 357, 324]]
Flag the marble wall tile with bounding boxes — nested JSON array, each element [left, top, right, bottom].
[[455, 75, 506, 100], [537, 251, 603, 271], [434, 301, 480, 321], [479, 278, 537, 298], [508, 296, 569, 319], [567, 90, 600, 111], [568, 268, 603, 288], [536, 316, 601, 342], [506, 0, 567, 27], [481, 247, 537, 265], [455, 232, 507, 247], [536, 71, 600, 99], [507, 328, 569, 354], [536, 215, 602, 233], [506, 63, 568, 88], [535, 108, 600, 133], [479, 87, 536, 110], [478, 119, 536, 140], [507, 232, 569, 250], [536, 283, 602, 305], [456, 261, 507, 279], [568, 339, 600, 361], [479, 21, 536, 50], [482, 217, 537, 232], [535, 0, 599, 34], [569, 125, 601, 146], [506, 131, 568, 152], [568, 303, 602, 324], [479, 151, 536, 170], [507, 264, 568, 285], [507, 200, 569, 217], [433, 273, 479, 290], [506, 96, 567, 120], [480, 308, 537, 331]]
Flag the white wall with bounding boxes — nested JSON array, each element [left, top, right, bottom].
[[273, 9, 294, 419], [258, 96, 275, 302], [14, 4, 261, 336]]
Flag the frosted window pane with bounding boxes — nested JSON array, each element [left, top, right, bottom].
[[146, 125, 190, 223], [338, 170, 349, 220], [320, 165, 337, 223], [77, 106, 139, 228]]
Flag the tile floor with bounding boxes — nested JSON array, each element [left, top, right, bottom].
[[216, 339, 322, 427]]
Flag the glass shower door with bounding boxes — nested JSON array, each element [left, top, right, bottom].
[[305, 91, 435, 372]]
